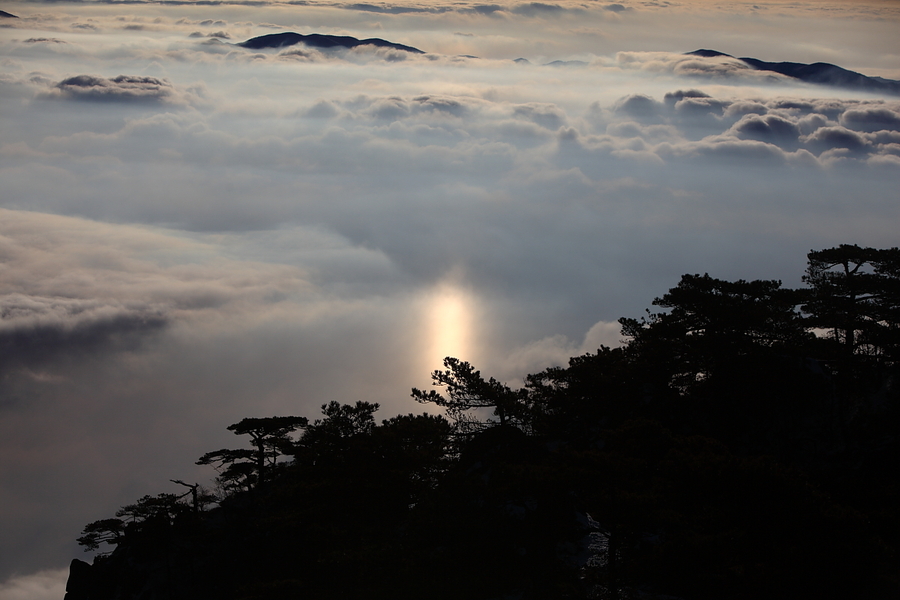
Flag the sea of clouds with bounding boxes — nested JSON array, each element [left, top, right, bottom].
[[1, 1, 899, 597]]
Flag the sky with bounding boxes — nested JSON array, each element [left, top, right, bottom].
[[1, 0, 899, 597]]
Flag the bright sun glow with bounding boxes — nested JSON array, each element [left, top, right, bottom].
[[427, 281, 473, 370]]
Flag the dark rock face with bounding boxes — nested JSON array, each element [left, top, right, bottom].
[[64, 559, 94, 600], [238, 32, 424, 54], [1, 9, 20, 18], [686, 49, 900, 95]]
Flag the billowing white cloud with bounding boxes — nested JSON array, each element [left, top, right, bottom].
[[840, 106, 900, 132], [500, 319, 623, 380]]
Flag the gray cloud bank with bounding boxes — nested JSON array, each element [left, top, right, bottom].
[[586, 91, 900, 165], [0, 294, 167, 378], [47, 74, 176, 102]]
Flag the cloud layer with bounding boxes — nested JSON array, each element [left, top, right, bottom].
[[2, 0, 899, 595]]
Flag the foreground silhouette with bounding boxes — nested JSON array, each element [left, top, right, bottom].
[[66, 245, 899, 599]]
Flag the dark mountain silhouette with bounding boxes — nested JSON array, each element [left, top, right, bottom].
[[64, 245, 900, 600], [1, 10, 20, 18], [688, 49, 900, 95], [688, 49, 732, 58], [545, 60, 588, 67], [238, 31, 424, 54]]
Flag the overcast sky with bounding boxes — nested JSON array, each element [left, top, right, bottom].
[[1, 0, 899, 597]]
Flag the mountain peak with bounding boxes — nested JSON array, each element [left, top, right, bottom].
[[686, 49, 900, 95], [687, 49, 733, 58], [238, 32, 424, 54]]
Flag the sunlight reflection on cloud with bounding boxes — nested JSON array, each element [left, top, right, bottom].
[[425, 271, 477, 371]]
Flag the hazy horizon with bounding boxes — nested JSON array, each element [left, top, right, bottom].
[[1, 1, 899, 597]]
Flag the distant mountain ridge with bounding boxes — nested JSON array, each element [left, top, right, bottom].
[[688, 49, 900, 95], [234, 37, 897, 95], [239, 32, 424, 54], [0, 10, 20, 18]]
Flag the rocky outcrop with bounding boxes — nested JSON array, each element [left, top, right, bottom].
[[64, 559, 94, 600]]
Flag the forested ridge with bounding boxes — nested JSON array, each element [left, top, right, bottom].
[[65, 245, 900, 600]]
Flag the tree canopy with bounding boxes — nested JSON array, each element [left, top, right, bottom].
[[803, 244, 900, 362], [196, 415, 307, 492], [69, 245, 900, 600]]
